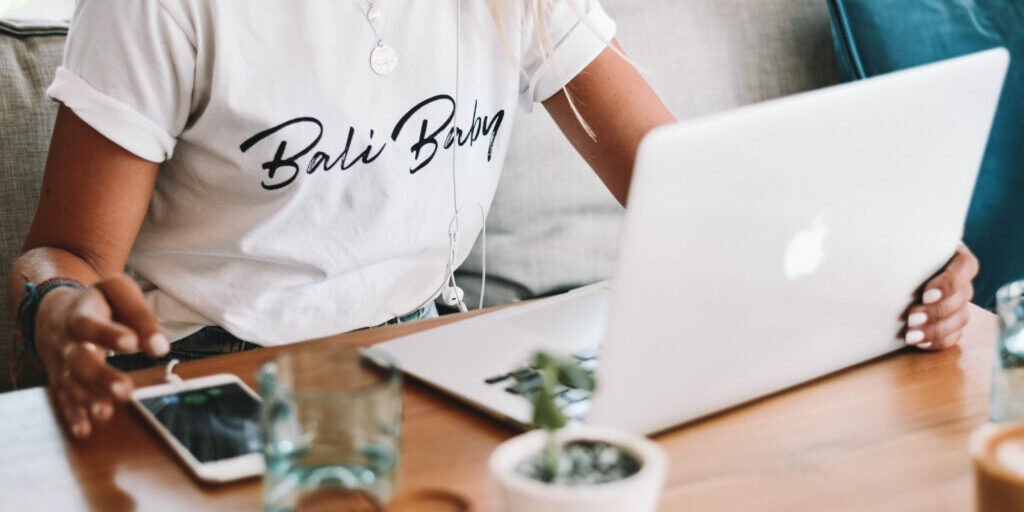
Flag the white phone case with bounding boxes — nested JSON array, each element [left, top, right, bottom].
[[130, 373, 264, 483]]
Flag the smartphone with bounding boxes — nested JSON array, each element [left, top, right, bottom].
[[130, 373, 264, 483]]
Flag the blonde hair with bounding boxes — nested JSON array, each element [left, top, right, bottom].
[[485, 0, 622, 139]]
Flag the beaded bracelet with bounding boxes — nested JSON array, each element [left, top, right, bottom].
[[10, 278, 85, 386]]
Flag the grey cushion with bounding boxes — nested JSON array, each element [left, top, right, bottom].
[[456, 0, 840, 307], [0, 19, 67, 391]]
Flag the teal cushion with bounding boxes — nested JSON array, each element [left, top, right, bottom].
[[827, 0, 1024, 308]]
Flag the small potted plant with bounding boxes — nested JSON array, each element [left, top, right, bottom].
[[489, 352, 668, 512]]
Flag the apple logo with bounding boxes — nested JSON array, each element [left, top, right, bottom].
[[784, 213, 829, 280]]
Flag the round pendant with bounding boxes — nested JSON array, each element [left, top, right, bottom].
[[370, 43, 398, 75], [366, 4, 381, 20]]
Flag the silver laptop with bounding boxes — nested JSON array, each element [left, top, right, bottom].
[[375, 48, 1009, 435]]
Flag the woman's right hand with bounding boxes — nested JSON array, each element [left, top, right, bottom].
[[34, 274, 169, 439]]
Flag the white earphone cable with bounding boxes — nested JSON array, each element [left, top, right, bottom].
[[404, 0, 489, 318]]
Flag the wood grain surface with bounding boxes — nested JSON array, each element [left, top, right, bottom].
[[0, 304, 998, 511]]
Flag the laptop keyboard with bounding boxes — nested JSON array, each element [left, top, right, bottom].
[[483, 347, 600, 422]]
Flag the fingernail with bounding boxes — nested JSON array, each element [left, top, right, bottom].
[[907, 312, 928, 328], [923, 289, 943, 304], [110, 381, 128, 399], [89, 402, 112, 420], [918, 342, 934, 349], [116, 335, 136, 352], [906, 330, 925, 344], [72, 423, 88, 438], [149, 333, 170, 356]]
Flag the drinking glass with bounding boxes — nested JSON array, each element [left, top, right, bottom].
[[260, 344, 402, 512], [991, 280, 1024, 422]]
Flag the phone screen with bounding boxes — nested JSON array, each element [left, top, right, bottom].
[[139, 382, 262, 463]]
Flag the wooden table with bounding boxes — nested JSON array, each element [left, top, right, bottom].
[[0, 304, 998, 511]]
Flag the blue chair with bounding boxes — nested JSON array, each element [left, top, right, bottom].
[[828, 0, 1024, 308]]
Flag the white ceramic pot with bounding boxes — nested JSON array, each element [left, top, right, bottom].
[[489, 424, 668, 512]]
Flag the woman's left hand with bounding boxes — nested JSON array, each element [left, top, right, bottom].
[[904, 243, 979, 351]]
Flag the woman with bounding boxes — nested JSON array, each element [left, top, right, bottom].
[[9, 0, 977, 439]]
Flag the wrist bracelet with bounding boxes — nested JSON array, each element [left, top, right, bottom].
[[14, 278, 85, 367]]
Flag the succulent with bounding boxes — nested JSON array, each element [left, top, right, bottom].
[[510, 351, 596, 483]]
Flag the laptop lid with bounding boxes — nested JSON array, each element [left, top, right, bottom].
[[589, 48, 1009, 434]]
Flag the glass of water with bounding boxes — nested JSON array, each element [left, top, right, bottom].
[[259, 344, 402, 512], [991, 280, 1024, 422]]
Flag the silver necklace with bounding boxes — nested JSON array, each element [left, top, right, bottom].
[[355, 0, 398, 75]]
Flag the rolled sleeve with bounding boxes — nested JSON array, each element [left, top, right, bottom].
[[47, 67, 177, 162], [46, 0, 196, 163], [519, 0, 617, 109]]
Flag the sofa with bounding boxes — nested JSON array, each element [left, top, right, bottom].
[[0, 0, 838, 392]]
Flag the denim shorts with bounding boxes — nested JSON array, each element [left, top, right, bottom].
[[107, 302, 438, 372]]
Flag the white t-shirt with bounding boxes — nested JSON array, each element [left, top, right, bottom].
[[46, 0, 616, 346]]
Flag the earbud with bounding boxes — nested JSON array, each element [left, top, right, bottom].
[[441, 285, 466, 311]]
